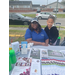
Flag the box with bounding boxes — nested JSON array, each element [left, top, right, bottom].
[[11, 41, 20, 56]]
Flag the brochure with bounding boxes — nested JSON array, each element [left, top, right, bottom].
[[11, 57, 32, 75], [29, 48, 40, 59], [41, 59, 65, 75], [41, 49, 65, 75], [30, 59, 41, 75]]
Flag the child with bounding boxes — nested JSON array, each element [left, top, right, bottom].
[[44, 15, 59, 45]]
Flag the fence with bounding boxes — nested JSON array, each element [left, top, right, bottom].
[[9, 8, 64, 12]]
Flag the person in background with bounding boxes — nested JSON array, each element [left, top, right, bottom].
[[25, 19, 49, 46], [44, 15, 59, 45]]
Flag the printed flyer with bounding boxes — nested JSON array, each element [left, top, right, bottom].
[[29, 48, 40, 59], [41, 49, 65, 75], [11, 57, 32, 75], [30, 59, 41, 75]]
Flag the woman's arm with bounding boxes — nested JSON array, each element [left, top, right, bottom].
[[45, 39, 49, 46], [26, 38, 46, 46]]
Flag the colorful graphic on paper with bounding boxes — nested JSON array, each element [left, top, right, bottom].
[[30, 48, 40, 59]]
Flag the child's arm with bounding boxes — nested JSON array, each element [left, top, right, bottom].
[[50, 26, 59, 44]]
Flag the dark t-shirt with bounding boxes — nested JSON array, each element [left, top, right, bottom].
[[44, 26, 59, 44]]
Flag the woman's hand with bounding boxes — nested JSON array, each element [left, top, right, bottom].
[[41, 43, 48, 46]]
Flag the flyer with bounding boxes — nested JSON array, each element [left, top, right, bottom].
[[11, 57, 32, 75], [41, 59, 65, 75], [41, 49, 65, 75], [30, 59, 41, 75], [29, 48, 40, 59]]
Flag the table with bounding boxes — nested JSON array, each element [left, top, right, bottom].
[[9, 45, 65, 75]]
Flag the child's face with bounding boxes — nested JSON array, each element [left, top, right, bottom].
[[47, 18, 54, 28]]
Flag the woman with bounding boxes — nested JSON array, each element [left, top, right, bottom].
[[25, 19, 49, 46]]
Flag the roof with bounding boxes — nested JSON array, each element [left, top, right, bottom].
[[46, 1, 64, 6], [32, 4, 40, 7], [9, 1, 32, 5]]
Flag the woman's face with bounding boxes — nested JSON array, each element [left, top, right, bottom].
[[31, 21, 38, 30]]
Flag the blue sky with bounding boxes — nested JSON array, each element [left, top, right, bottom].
[[19, 0, 62, 5]]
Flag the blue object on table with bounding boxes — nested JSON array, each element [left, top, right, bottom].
[[21, 41, 28, 48]]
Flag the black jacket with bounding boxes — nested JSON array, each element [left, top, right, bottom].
[[44, 26, 59, 44]]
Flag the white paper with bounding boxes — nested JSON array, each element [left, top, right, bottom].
[[29, 48, 41, 59], [30, 59, 41, 75], [11, 57, 32, 75], [11, 66, 31, 75]]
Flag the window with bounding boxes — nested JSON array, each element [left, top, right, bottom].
[[27, 6, 30, 8], [16, 5, 19, 8], [60, 6, 63, 8], [46, 13, 50, 15], [50, 6, 51, 8], [23, 6, 27, 8], [11, 6, 13, 8]]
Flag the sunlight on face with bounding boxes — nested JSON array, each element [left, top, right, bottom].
[[47, 18, 54, 28]]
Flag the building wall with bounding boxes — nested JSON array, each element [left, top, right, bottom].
[[9, 5, 32, 8], [46, 2, 65, 9]]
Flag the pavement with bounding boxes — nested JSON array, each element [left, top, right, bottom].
[[38, 18, 65, 26], [19, 12, 65, 14]]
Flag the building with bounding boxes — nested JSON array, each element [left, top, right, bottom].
[[9, 1, 40, 9], [9, 1, 32, 8], [46, 1, 65, 9], [32, 4, 40, 10]]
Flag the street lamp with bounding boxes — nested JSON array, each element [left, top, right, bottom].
[[56, 0, 58, 17], [54, 0, 58, 25]]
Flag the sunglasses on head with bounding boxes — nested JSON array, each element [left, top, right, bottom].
[[32, 21, 38, 24]]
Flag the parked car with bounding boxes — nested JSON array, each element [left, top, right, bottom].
[[9, 13, 33, 25], [36, 12, 56, 20], [53, 8, 59, 12]]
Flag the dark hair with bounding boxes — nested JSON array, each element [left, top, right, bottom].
[[29, 22, 42, 33], [47, 15, 55, 22]]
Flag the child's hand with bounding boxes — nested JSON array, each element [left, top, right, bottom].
[[50, 42, 53, 45], [50, 39, 52, 41]]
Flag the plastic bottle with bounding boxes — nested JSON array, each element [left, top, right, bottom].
[[9, 45, 12, 51], [21, 41, 28, 54], [9, 55, 12, 71], [9, 50, 17, 64], [56, 37, 61, 45], [9, 48, 12, 51]]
